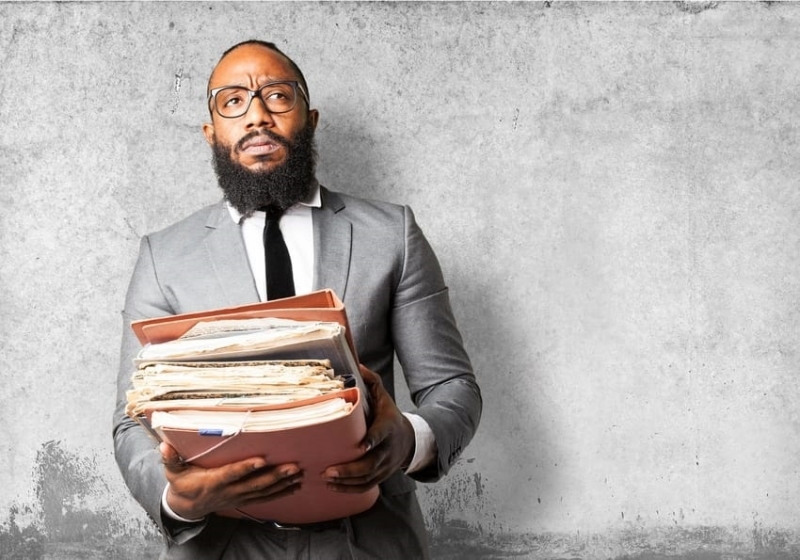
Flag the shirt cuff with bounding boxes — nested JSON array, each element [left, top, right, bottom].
[[402, 412, 437, 473], [161, 484, 207, 524]]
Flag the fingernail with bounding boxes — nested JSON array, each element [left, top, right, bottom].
[[283, 466, 300, 477], [327, 469, 339, 478]]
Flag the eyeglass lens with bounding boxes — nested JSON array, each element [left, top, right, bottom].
[[214, 83, 298, 118]]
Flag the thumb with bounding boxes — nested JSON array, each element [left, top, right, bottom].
[[159, 441, 186, 472], [359, 364, 383, 390]]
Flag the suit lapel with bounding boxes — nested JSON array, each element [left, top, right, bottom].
[[200, 190, 352, 306], [202, 202, 261, 307], [313, 187, 352, 299]]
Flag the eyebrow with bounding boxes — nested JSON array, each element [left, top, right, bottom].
[[207, 76, 298, 94]]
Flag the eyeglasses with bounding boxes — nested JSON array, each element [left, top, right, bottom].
[[208, 81, 309, 119]]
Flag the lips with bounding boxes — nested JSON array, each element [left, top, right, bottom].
[[238, 132, 287, 156], [240, 137, 278, 154]]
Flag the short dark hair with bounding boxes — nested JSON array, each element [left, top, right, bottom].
[[212, 40, 311, 103]]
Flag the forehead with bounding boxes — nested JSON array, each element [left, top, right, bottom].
[[209, 45, 298, 89]]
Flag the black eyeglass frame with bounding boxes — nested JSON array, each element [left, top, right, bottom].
[[207, 80, 310, 119]]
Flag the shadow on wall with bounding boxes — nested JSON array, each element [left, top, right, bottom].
[[314, 101, 402, 203]]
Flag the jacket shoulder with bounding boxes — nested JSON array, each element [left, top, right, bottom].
[[144, 201, 226, 250], [321, 187, 408, 227]]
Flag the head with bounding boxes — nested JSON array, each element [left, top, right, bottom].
[[203, 41, 320, 216]]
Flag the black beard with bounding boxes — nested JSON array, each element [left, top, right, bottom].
[[211, 122, 317, 217]]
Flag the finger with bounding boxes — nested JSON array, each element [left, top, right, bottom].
[[160, 442, 187, 472], [358, 365, 382, 389], [235, 468, 304, 502], [362, 412, 395, 452], [326, 472, 379, 487], [363, 401, 407, 453], [323, 449, 387, 483], [238, 482, 301, 505], [326, 480, 380, 494], [217, 458, 292, 486], [235, 463, 301, 489], [324, 460, 385, 486]]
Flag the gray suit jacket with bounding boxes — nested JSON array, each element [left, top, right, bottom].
[[112, 187, 482, 557]]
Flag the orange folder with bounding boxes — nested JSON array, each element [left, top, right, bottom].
[[130, 290, 378, 523], [150, 387, 379, 524], [131, 289, 358, 362]]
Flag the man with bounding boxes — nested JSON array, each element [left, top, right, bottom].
[[113, 40, 482, 559]]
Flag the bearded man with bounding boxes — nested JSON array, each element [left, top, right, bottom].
[[113, 40, 482, 559]]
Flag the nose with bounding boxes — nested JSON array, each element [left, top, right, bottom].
[[243, 94, 275, 129]]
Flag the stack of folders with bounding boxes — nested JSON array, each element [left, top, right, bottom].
[[125, 291, 379, 524]]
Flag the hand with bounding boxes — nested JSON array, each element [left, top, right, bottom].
[[160, 442, 302, 520], [323, 365, 415, 493]]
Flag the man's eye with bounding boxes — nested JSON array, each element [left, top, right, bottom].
[[223, 96, 244, 107]]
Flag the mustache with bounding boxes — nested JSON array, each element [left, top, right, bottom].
[[234, 129, 290, 152]]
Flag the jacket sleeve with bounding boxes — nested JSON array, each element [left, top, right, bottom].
[[112, 235, 177, 538], [391, 206, 482, 482]]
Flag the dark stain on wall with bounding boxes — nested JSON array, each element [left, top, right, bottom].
[[0, 505, 45, 559], [34, 440, 114, 541], [425, 465, 491, 536], [674, 1, 719, 14], [1, 440, 162, 559]]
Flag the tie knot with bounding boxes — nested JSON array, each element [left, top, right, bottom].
[[261, 205, 283, 222]]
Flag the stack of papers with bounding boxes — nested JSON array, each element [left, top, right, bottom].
[[133, 316, 368, 417], [126, 359, 346, 417], [124, 292, 378, 524], [151, 397, 353, 436]]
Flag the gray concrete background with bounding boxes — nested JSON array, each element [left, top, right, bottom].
[[1, 2, 799, 558]]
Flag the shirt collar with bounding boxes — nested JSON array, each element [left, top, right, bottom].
[[226, 180, 321, 224]]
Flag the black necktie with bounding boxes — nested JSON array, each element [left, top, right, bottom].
[[262, 205, 295, 300]]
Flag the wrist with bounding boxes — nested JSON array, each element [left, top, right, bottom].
[[162, 484, 206, 523], [401, 412, 436, 473]]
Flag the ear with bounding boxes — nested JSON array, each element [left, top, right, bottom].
[[308, 109, 320, 131], [202, 122, 215, 146]]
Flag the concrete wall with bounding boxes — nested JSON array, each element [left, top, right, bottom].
[[1, 2, 799, 558]]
